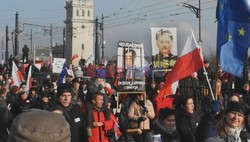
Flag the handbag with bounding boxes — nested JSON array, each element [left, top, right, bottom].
[[129, 120, 139, 129], [127, 120, 142, 134]]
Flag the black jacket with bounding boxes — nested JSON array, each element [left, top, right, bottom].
[[61, 103, 87, 142], [176, 109, 199, 142]]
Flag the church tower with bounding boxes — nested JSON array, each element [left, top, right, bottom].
[[65, 0, 94, 65]]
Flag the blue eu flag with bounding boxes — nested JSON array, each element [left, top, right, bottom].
[[216, 0, 250, 77], [58, 63, 67, 84]]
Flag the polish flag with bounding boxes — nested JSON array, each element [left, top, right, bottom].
[[11, 61, 24, 86], [110, 114, 122, 140], [70, 53, 78, 64], [26, 65, 33, 91], [155, 30, 204, 114]]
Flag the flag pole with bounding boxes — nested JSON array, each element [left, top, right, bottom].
[[214, 8, 219, 100], [199, 42, 215, 100], [202, 66, 215, 100], [214, 29, 220, 100]]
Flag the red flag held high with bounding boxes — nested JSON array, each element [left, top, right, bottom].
[[155, 30, 204, 115], [70, 54, 79, 64]]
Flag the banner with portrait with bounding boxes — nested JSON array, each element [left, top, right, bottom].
[[151, 27, 178, 69], [117, 41, 145, 92]]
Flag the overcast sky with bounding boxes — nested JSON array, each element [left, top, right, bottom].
[[0, 0, 248, 61]]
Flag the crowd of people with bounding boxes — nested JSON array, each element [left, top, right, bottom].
[[0, 58, 249, 142]]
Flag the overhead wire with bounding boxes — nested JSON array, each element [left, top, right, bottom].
[[105, 5, 216, 29], [104, 0, 216, 28], [105, 0, 215, 24]]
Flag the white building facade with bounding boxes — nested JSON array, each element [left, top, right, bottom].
[[65, 0, 94, 65]]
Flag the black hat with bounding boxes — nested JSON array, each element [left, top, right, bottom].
[[41, 91, 50, 98], [226, 101, 246, 116], [71, 77, 80, 84], [57, 84, 73, 97]]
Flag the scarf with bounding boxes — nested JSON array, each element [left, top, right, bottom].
[[226, 127, 243, 142]]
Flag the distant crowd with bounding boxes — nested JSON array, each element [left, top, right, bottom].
[[0, 58, 249, 142]]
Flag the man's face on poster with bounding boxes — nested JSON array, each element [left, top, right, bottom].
[[125, 51, 134, 68], [156, 33, 173, 56]]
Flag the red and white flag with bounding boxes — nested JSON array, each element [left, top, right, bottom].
[[110, 114, 122, 140], [26, 65, 33, 91], [70, 53, 78, 64], [11, 61, 24, 86], [155, 30, 204, 114]]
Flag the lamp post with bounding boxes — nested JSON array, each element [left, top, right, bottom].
[[183, 0, 202, 42]]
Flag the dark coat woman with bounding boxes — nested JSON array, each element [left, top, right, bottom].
[[175, 94, 199, 142]]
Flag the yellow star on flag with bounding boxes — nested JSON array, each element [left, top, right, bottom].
[[238, 28, 246, 36]]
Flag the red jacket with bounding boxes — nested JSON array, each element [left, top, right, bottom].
[[88, 109, 113, 142]]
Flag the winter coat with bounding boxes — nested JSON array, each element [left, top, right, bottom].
[[0, 107, 9, 142], [74, 69, 83, 78], [205, 127, 244, 142], [145, 119, 180, 142], [196, 113, 217, 142], [61, 103, 87, 142], [88, 107, 113, 142], [128, 99, 155, 130], [0, 96, 6, 108], [176, 109, 199, 142], [22, 46, 29, 54], [7, 109, 70, 142], [6, 93, 18, 105]]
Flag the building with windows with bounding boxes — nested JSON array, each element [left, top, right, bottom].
[[65, 0, 94, 65]]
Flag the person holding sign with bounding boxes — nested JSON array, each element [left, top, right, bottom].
[[128, 93, 155, 142]]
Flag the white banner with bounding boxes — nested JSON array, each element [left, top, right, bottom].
[[53, 58, 66, 73]]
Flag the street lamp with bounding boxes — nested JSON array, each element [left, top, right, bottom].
[[183, 0, 202, 42]]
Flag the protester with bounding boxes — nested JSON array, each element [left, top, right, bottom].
[[7, 109, 70, 142], [241, 82, 250, 106], [175, 93, 199, 142], [10, 90, 32, 118], [38, 90, 54, 111], [71, 77, 81, 105], [28, 87, 40, 107], [74, 66, 83, 78], [205, 101, 246, 142], [196, 99, 221, 142], [22, 44, 29, 63], [0, 88, 9, 142], [145, 108, 180, 142], [197, 60, 214, 82], [87, 92, 113, 142], [47, 82, 57, 106], [128, 93, 155, 142], [57, 83, 87, 142], [6, 85, 19, 105]]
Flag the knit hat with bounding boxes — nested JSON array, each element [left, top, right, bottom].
[[57, 83, 73, 98], [71, 77, 80, 84], [41, 90, 50, 98], [7, 109, 70, 142], [225, 101, 246, 116]]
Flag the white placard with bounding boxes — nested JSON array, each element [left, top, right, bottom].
[[53, 58, 66, 73]]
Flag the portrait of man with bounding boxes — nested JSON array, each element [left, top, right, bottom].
[[117, 41, 144, 71], [124, 48, 137, 69], [117, 41, 146, 92], [151, 28, 178, 69]]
